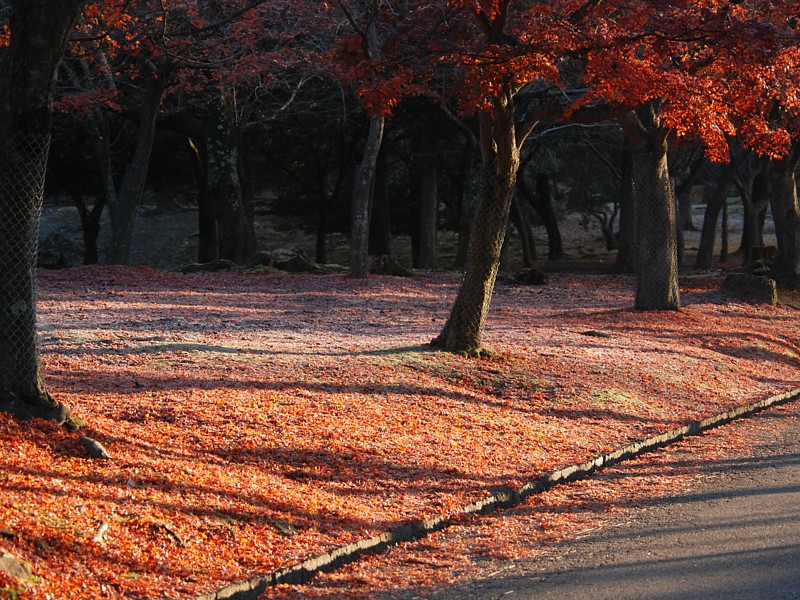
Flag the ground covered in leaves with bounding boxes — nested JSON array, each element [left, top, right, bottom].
[[1, 266, 798, 598]]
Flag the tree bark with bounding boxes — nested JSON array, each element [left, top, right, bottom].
[[519, 172, 563, 261], [767, 143, 800, 288], [208, 95, 256, 264], [453, 151, 481, 269], [0, 0, 85, 424], [350, 114, 384, 278], [695, 164, 733, 270], [73, 192, 105, 265], [416, 163, 438, 269], [620, 106, 679, 310], [613, 142, 635, 273], [187, 136, 219, 263], [106, 66, 166, 264], [432, 96, 519, 355], [368, 162, 393, 257], [509, 192, 536, 267], [737, 166, 769, 265]]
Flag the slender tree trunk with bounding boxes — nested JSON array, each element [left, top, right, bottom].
[[768, 144, 800, 288], [350, 114, 384, 278], [0, 0, 84, 424], [613, 143, 635, 273], [368, 164, 392, 257], [73, 192, 105, 265], [106, 67, 166, 264], [416, 164, 438, 269], [316, 195, 330, 264], [530, 174, 563, 260], [454, 152, 481, 269], [188, 136, 219, 263], [208, 96, 256, 264], [432, 97, 519, 356], [509, 192, 536, 267], [720, 195, 729, 263]]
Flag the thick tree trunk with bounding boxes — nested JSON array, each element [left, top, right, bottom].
[[620, 106, 679, 310], [768, 144, 800, 288], [432, 98, 519, 356], [106, 68, 166, 264], [0, 0, 84, 424], [350, 115, 384, 278]]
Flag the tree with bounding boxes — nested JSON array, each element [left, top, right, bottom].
[[0, 0, 85, 423]]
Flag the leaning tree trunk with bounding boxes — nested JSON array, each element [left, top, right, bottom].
[[106, 66, 166, 264], [768, 144, 800, 289], [432, 97, 519, 356], [620, 106, 679, 310], [350, 114, 385, 278], [0, 0, 84, 424]]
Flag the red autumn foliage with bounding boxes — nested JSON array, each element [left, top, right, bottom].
[[1, 266, 797, 597]]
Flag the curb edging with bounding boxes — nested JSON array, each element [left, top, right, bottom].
[[191, 386, 800, 600]]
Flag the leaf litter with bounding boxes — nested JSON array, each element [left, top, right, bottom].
[[0, 266, 797, 598]]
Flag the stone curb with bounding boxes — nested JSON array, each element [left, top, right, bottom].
[[189, 387, 800, 600]]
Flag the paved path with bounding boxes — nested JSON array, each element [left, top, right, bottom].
[[431, 407, 800, 600]]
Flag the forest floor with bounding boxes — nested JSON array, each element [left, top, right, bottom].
[[0, 261, 798, 598], [1, 200, 797, 598]]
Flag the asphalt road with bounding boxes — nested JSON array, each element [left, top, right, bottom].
[[431, 406, 800, 600]]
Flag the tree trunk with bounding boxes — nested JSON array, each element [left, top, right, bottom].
[[416, 164, 438, 269], [73, 192, 105, 265], [432, 97, 519, 356], [368, 164, 393, 257], [738, 167, 769, 265], [316, 194, 330, 265], [695, 165, 732, 270], [187, 136, 219, 263], [527, 173, 563, 261], [0, 0, 84, 424], [768, 144, 800, 288], [208, 96, 256, 264], [613, 143, 635, 273], [720, 195, 729, 263], [509, 192, 536, 267], [106, 67, 166, 264], [350, 114, 385, 278], [620, 106, 679, 310], [453, 152, 481, 269]]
